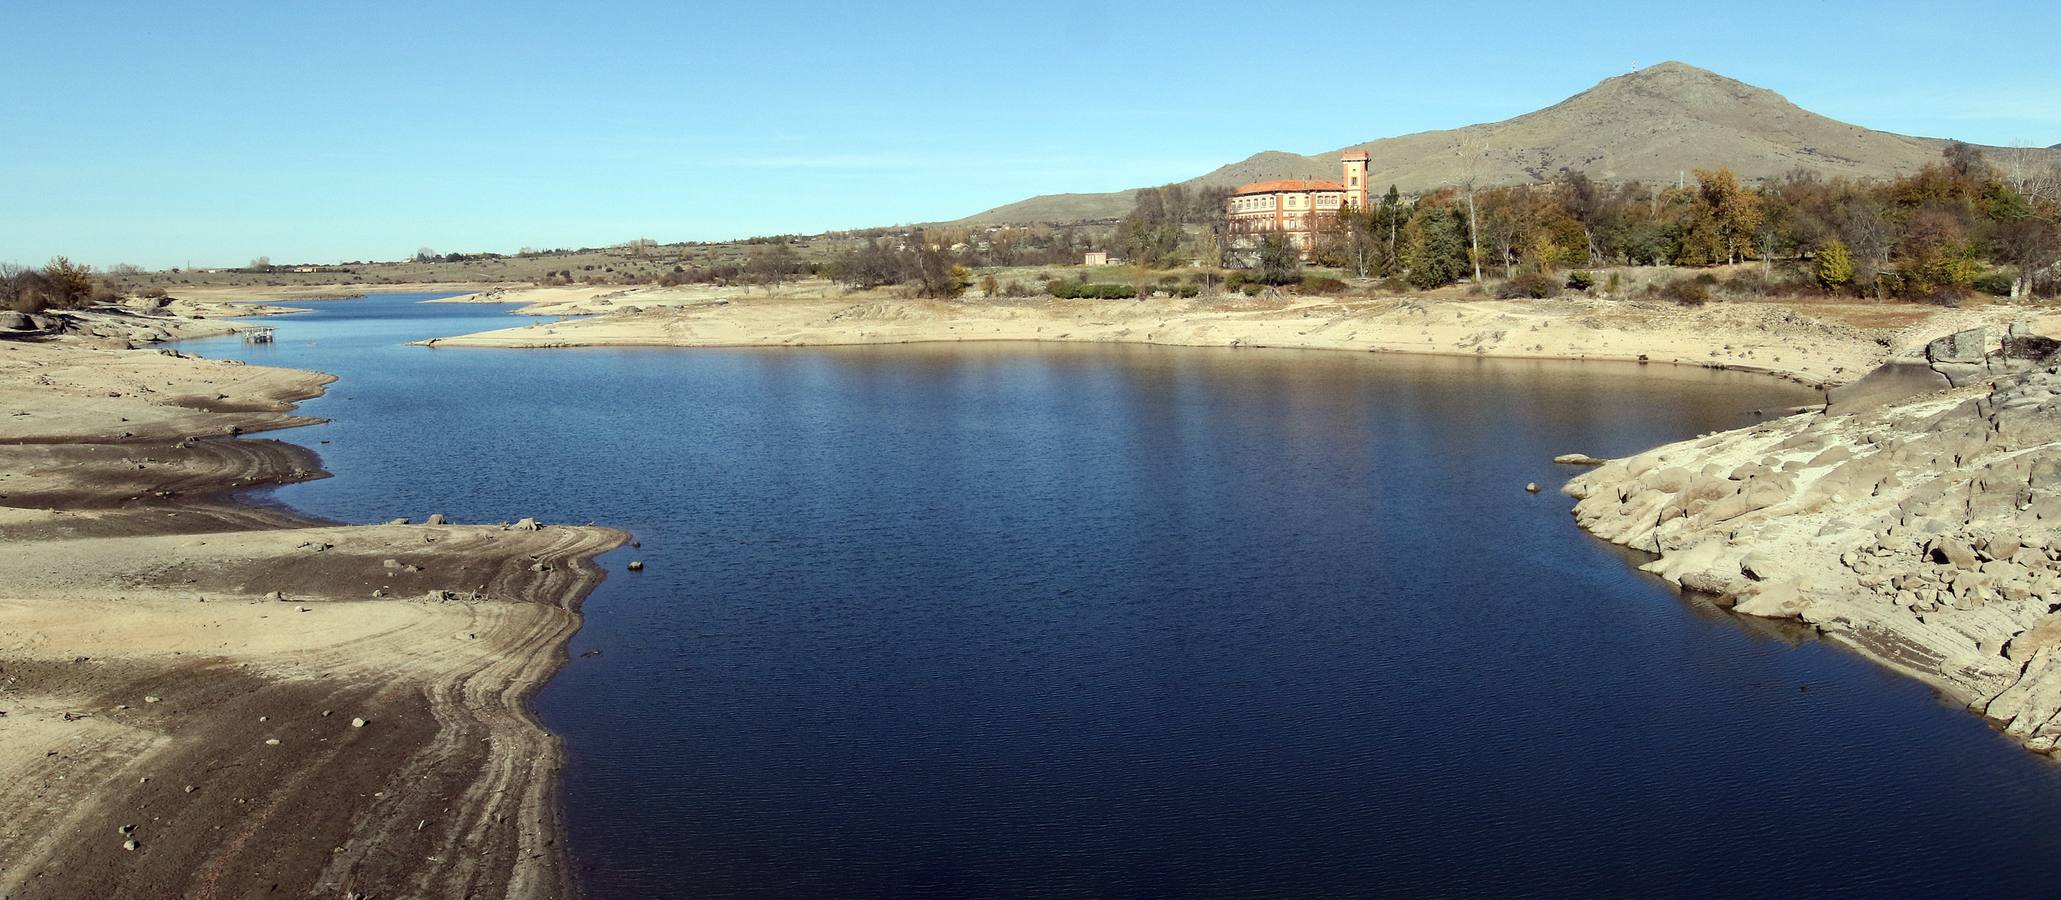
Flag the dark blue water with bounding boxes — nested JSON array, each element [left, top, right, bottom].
[[185, 293, 2061, 899]]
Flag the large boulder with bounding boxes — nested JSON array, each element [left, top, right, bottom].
[[2003, 320, 2061, 361], [1927, 327, 1993, 387]]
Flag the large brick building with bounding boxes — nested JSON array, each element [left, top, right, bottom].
[[1225, 150, 1371, 261]]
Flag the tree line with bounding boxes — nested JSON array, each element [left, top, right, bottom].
[[1112, 142, 2060, 300], [2, 257, 117, 313]]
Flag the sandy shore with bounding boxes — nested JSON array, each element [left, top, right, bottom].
[[0, 330, 623, 897], [416, 284, 2046, 389], [165, 282, 504, 303]]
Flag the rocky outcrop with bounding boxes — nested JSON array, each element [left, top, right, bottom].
[[1568, 344, 2061, 754], [1925, 325, 2058, 388]]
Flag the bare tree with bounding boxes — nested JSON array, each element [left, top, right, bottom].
[[1996, 144, 2061, 208], [1454, 132, 1488, 283], [1991, 144, 2061, 298]]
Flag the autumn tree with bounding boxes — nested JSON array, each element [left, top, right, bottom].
[[1678, 168, 1762, 265]]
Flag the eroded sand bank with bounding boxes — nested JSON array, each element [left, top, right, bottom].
[[0, 328, 623, 898]]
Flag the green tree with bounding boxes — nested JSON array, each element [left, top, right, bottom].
[[1255, 234, 1303, 286], [1402, 205, 1469, 289], [1815, 239, 1855, 290]]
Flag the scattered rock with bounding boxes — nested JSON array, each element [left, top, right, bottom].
[[263, 738, 280, 746], [351, 717, 367, 728], [1524, 483, 1541, 493], [425, 513, 447, 525], [123, 839, 139, 851], [627, 560, 645, 571], [512, 517, 540, 531], [1553, 453, 1607, 466]]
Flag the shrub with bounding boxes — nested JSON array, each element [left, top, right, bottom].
[[1565, 271, 1595, 291], [1605, 272, 1622, 295], [1376, 275, 1410, 294], [1047, 281, 1140, 300], [1720, 271, 1770, 297], [1973, 271, 2015, 297], [1297, 275, 1347, 295], [1656, 277, 1711, 306], [1240, 282, 1264, 296], [1494, 270, 1560, 299]]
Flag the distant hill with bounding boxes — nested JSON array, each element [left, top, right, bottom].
[[958, 62, 2059, 225]]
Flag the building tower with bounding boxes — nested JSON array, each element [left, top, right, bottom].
[[1341, 149, 1371, 209]]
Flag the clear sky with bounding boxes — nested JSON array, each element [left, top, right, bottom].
[[6, 0, 2058, 269]]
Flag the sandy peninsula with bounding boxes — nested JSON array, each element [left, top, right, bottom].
[[0, 312, 624, 898], [416, 281, 2039, 390]]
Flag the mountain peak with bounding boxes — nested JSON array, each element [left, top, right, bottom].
[[1572, 60, 1781, 112], [955, 64, 2059, 225]]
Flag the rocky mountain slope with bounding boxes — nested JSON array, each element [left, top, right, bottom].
[[1566, 324, 2061, 754], [962, 62, 2056, 225]]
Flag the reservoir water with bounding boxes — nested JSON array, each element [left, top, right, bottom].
[[184, 293, 2061, 898]]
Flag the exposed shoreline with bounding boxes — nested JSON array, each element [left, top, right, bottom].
[[1564, 330, 2061, 755], [410, 284, 2047, 391], [1, 318, 624, 898]]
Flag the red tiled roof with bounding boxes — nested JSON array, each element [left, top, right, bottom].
[[1233, 179, 1345, 195]]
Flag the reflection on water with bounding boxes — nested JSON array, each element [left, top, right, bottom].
[[185, 294, 2061, 900]]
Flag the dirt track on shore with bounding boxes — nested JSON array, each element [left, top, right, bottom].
[[0, 336, 623, 899]]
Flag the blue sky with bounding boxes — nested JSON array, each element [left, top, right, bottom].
[[6, 0, 2058, 269]]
